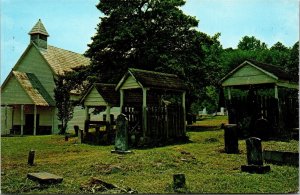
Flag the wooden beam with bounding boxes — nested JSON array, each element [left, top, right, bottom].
[[33, 105, 37, 135], [120, 89, 124, 113], [227, 87, 232, 100], [4, 105, 7, 132], [51, 107, 55, 134], [85, 107, 90, 121], [182, 91, 186, 133], [274, 85, 278, 99], [106, 105, 111, 124], [142, 88, 147, 137], [20, 105, 24, 136]]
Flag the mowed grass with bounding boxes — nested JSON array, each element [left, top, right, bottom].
[[1, 116, 299, 194]]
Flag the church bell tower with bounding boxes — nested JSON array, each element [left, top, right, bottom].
[[28, 19, 49, 49]]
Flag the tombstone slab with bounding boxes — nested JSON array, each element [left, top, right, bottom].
[[27, 172, 63, 184]]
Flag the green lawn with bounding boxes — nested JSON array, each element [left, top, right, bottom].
[[1, 116, 299, 194]]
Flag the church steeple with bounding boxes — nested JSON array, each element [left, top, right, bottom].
[[28, 19, 49, 49]]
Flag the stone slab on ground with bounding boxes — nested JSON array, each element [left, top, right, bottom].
[[27, 172, 63, 184], [241, 165, 271, 174]]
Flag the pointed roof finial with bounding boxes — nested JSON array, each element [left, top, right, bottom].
[[28, 19, 49, 36]]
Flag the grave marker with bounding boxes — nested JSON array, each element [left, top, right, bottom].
[[223, 124, 239, 154], [111, 114, 131, 154], [241, 137, 270, 173]]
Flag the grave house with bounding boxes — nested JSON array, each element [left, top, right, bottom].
[[220, 59, 298, 139], [80, 83, 120, 134], [115, 68, 187, 146], [1, 19, 90, 135]]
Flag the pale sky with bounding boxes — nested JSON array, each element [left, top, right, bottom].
[[1, 0, 299, 83]]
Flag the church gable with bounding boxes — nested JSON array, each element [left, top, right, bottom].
[[13, 44, 56, 98]]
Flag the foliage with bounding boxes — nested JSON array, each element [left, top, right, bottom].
[[83, 0, 222, 110], [54, 75, 74, 134], [1, 116, 298, 194]]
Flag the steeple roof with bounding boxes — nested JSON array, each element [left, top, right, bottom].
[[28, 19, 49, 36]]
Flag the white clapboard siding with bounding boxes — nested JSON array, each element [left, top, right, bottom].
[[120, 75, 141, 89]]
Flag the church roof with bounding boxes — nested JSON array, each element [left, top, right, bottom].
[[39, 45, 90, 75], [28, 19, 49, 36], [12, 71, 55, 106]]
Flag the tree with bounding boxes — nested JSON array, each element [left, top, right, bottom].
[[286, 41, 299, 82], [54, 75, 74, 134], [237, 36, 267, 51], [84, 0, 218, 110]]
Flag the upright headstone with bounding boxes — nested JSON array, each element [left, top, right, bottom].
[[202, 108, 207, 115], [246, 137, 263, 165], [173, 173, 186, 190], [220, 107, 225, 115], [95, 126, 100, 145], [28, 150, 35, 166], [241, 137, 270, 173], [111, 114, 131, 154], [74, 125, 79, 136], [78, 130, 84, 144], [223, 124, 239, 154]]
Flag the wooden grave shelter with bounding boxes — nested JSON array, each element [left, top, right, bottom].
[[115, 68, 187, 145], [220, 59, 298, 139], [80, 83, 120, 134]]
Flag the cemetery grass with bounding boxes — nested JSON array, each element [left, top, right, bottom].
[[1, 116, 299, 194]]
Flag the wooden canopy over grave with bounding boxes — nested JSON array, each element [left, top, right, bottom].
[[116, 68, 187, 144], [220, 60, 299, 139]]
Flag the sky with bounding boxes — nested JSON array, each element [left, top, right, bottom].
[[1, 0, 299, 84]]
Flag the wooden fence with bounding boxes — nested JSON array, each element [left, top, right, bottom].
[[226, 95, 298, 138], [122, 104, 184, 140]]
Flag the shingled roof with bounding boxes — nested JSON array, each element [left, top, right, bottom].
[[13, 71, 55, 106], [39, 45, 90, 75], [94, 83, 120, 106], [246, 59, 291, 81], [81, 83, 120, 106], [28, 19, 49, 36], [116, 68, 186, 91]]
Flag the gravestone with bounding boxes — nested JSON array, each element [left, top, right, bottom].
[[78, 130, 83, 144], [241, 137, 270, 173], [95, 126, 100, 145], [28, 150, 35, 166], [223, 124, 239, 154], [74, 125, 79, 136], [111, 114, 131, 154], [173, 173, 186, 190]]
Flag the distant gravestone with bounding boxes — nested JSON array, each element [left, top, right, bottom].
[[111, 114, 131, 154], [223, 124, 239, 154], [241, 137, 270, 173]]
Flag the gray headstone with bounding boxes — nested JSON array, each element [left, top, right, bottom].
[[246, 137, 263, 165], [114, 114, 129, 151]]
